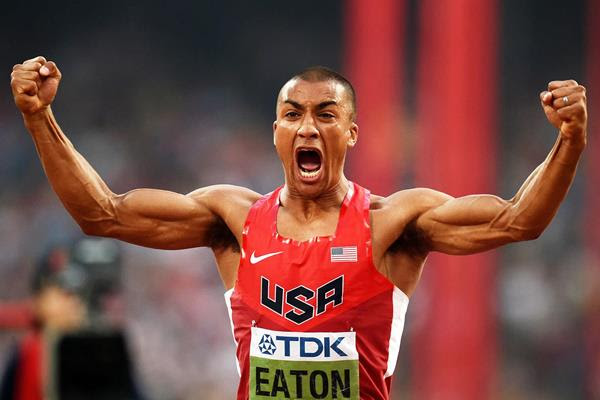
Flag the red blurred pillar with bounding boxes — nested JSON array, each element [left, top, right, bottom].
[[413, 0, 498, 399], [344, 0, 404, 194], [585, 0, 600, 398]]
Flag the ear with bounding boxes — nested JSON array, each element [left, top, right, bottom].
[[347, 122, 358, 147], [272, 121, 277, 146]]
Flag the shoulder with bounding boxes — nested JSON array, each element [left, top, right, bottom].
[[187, 184, 262, 212], [186, 184, 264, 246], [370, 187, 452, 216]]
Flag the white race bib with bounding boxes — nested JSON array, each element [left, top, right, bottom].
[[249, 327, 359, 399]]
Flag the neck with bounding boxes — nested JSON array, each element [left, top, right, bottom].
[[280, 178, 350, 219]]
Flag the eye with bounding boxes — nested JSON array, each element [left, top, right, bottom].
[[285, 111, 300, 118], [319, 112, 335, 119]]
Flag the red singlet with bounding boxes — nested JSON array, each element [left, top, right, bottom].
[[225, 182, 409, 399]]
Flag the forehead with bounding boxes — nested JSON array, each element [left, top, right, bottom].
[[278, 78, 350, 107]]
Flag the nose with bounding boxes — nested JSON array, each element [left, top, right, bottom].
[[297, 114, 320, 139]]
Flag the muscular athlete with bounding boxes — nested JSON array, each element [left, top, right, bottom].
[[11, 56, 587, 399]]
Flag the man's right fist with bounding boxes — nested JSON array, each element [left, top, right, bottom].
[[11, 56, 61, 115]]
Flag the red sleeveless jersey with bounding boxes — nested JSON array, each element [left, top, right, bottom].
[[225, 182, 409, 399]]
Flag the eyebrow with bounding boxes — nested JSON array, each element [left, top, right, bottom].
[[283, 99, 338, 110], [284, 99, 303, 109], [317, 100, 337, 109]]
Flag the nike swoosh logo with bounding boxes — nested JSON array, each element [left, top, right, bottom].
[[250, 251, 284, 264]]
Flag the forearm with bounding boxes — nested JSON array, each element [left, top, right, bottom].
[[501, 132, 585, 236], [24, 108, 116, 230]]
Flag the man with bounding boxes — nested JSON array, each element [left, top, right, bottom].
[[10, 56, 587, 399], [1, 245, 86, 400], [1, 238, 142, 400]]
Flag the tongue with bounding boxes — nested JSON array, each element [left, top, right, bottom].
[[300, 161, 320, 171], [298, 151, 321, 171]]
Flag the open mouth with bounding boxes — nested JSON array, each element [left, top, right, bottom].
[[296, 148, 322, 179]]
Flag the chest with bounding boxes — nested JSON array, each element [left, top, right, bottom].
[[275, 207, 340, 243], [236, 223, 391, 332]]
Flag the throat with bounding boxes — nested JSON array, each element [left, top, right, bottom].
[[276, 184, 350, 242]]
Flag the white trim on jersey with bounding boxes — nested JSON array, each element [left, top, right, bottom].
[[384, 287, 410, 378], [224, 288, 241, 376], [346, 182, 355, 200]]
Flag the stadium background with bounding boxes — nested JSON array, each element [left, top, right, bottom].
[[0, 0, 598, 399]]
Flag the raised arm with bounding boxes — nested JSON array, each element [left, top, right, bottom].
[[412, 80, 587, 255], [10, 56, 257, 249]]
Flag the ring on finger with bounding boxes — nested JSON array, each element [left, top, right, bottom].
[[562, 96, 569, 105]]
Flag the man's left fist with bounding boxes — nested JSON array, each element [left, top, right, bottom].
[[540, 80, 587, 145]]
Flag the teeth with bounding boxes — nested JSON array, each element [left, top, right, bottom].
[[300, 168, 320, 178]]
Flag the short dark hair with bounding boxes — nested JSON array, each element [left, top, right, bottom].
[[286, 66, 357, 121]]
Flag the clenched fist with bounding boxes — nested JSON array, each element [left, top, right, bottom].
[[11, 56, 62, 115], [540, 80, 587, 145]]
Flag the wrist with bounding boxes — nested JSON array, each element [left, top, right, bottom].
[[23, 107, 53, 126], [560, 130, 587, 152], [556, 131, 586, 166]]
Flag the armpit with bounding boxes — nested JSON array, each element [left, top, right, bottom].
[[388, 219, 430, 256], [208, 217, 240, 253]]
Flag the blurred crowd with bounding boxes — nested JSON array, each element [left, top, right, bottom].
[[0, 1, 594, 399]]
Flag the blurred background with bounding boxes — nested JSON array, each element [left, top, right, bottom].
[[0, 0, 598, 399]]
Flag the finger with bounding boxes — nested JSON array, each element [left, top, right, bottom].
[[557, 102, 585, 118], [548, 79, 578, 91], [550, 85, 585, 98], [13, 62, 42, 72], [10, 70, 41, 81], [11, 78, 38, 96], [552, 92, 584, 109], [10, 70, 42, 90], [540, 91, 553, 105], [23, 56, 47, 65], [40, 61, 61, 78]]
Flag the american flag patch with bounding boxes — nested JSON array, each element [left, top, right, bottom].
[[330, 246, 358, 262]]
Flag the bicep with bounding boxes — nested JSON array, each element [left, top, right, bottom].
[[416, 191, 522, 255]]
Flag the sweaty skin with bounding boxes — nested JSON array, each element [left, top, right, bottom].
[[11, 56, 587, 296]]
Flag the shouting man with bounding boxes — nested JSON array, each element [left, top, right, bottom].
[[10, 56, 587, 399]]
